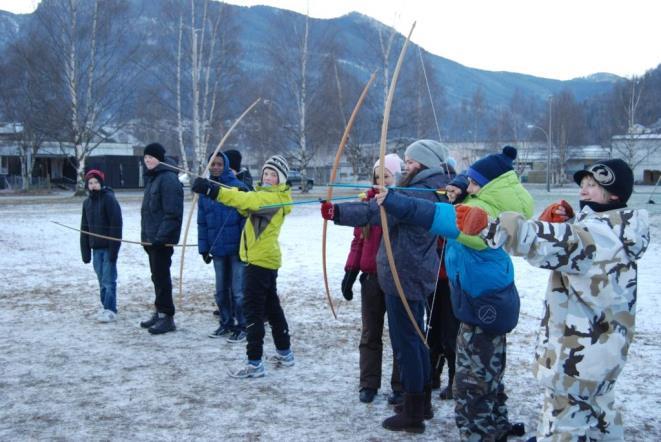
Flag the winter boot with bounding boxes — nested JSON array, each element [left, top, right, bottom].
[[496, 422, 526, 442], [382, 392, 425, 434], [140, 311, 159, 328], [387, 390, 403, 405], [395, 385, 433, 420], [440, 353, 456, 399], [148, 314, 176, 335]]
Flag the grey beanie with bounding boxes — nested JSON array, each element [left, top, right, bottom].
[[404, 139, 449, 169]]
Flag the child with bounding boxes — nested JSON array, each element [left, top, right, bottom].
[[428, 172, 468, 399], [198, 152, 249, 342], [322, 139, 452, 434], [80, 169, 123, 323], [139, 143, 184, 335], [376, 146, 532, 440], [458, 159, 650, 440], [340, 153, 404, 404], [192, 155, 294, 378]]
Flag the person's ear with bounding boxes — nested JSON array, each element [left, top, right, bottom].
[[610, 194, 620, 201]]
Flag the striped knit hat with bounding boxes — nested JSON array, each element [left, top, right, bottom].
[[262, 155, 289, 185]]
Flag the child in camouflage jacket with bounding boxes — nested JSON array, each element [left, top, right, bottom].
[[458, 159, 650, 440]]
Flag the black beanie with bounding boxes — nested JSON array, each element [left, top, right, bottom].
[[144, 143, 166, 162], [573, 158, 634, 203], [224, 149, 242, 171], [467, 146, 517, 186]]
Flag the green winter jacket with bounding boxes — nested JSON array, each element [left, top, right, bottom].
[[457, 170, 534, 250], [216, 183, 292, 270]]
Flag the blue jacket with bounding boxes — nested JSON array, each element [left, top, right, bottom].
[[80, 187, 123, 263], [334, 167, 451, 302], [197, 152, 249, 257], [382, 170, 533, 334], [141, 158, 184, 245]]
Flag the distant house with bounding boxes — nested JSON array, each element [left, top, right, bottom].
[[0, 123, 147, 189]]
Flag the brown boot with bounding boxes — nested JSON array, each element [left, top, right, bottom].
[[382, 392, 426, 433]]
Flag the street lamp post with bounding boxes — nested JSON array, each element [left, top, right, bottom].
[[527, 97, 553, 192]]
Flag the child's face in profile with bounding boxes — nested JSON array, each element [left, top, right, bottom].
[[262, 167, 279, 186], [373, 168, 395, 186], [446, 184, 463, 202], [87, 177, 101, 191], [579, 175, 615, 204], [404, 156, 422, 176], [466, 177, 481, 195]]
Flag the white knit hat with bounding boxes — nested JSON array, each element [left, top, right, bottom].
[[261, 155, 289, 185]]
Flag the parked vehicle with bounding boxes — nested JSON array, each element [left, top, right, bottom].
[[286, 169, 314, 190]]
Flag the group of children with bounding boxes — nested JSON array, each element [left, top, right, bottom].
[[80, 139, 649, 440]]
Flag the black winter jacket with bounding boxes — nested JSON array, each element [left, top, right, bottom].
[[80, 187, 123, 263], [141, 159, 184, 245]]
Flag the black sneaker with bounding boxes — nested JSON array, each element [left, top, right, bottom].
[[387, 390, 403, 405], [208, 326, 230, 338], [226, 330, 247, 343], [359, 387, 377, 403], [140, 311, 159, 329], [148, 315, 176, 335]]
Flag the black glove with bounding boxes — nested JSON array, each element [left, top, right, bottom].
[[202, 252, 212, 264], [341, 270, 360, 301], [192, 177, 220, 200]]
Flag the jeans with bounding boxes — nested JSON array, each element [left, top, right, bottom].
[[385, 293, 430, 394], [213, 254, 246, 331], [92, 248, 118, 313]]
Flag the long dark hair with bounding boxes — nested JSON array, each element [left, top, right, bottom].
[[399, 165, 427, 187]]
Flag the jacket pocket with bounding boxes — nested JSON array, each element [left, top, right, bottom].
[[451, 277, 520, 335]]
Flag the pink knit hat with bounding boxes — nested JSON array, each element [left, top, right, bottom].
[[373, 153, 403, 181]]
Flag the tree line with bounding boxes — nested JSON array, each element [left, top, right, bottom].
[[1, 0, 659, 192]]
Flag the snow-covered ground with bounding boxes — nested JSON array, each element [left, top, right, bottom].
[[0, 187, 659, 441]]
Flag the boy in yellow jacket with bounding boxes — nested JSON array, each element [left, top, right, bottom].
[[192, 155, 294, 378]]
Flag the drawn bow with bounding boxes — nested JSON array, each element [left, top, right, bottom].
[[378, 22, 428, 348], [321, 72, 377, 319]]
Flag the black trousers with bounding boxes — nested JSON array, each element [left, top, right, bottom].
[[427, 278, 459, 382], [359, 272, 401, 392], [244, 264, 290, 361], [144, 246, 175, 316]]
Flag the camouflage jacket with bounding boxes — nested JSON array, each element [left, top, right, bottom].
[[485, 206, 650, 386]]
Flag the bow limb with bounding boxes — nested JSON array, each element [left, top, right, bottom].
[[322, 71, 377, 320], [377, 22, 428, 349], [178, 98, 262, 303]]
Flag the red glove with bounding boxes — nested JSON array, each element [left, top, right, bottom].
[[538, 200, 574, 223], [320, 201, 335, 220], [455, 204, 489, 236]]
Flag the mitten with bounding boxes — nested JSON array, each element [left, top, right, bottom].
[[341, 270, 359, 301], [202, 252, 212, 264], [320, 201, 335, 220], [538, 199, 574, 223], [455, 205, 489, 236]]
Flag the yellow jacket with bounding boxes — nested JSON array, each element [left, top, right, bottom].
[[216, 184, 292, 269]]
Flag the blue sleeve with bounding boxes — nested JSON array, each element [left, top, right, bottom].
[[381, 190, 435, 230], [429, 203, 460, 239], [334, 201, 380, 227], [197, 197, 209, 253]]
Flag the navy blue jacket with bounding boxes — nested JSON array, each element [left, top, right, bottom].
[[80, 187, 123, 263], [197, 152, 249, 257], [334, 167, 451, 301], [141, 158, 184, 245]]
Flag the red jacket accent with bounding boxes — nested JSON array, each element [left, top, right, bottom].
[[437, 237, 448, 280], [344, 190, 382, 274]]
